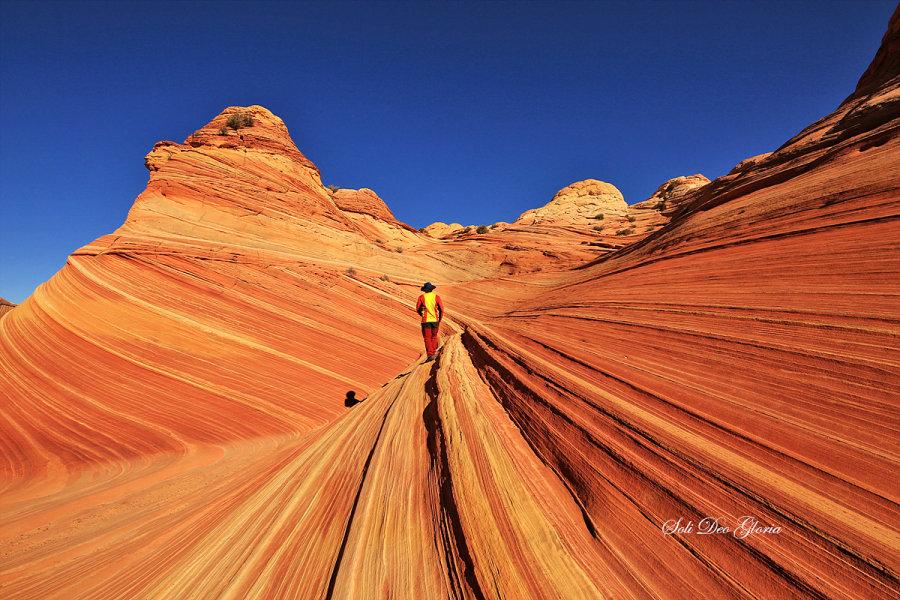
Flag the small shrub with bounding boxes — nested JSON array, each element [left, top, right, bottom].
[[380, 274, 390, 282], [592, 225, 604, 232], [218, 126, 228, 135], [646, 226, 655, 232], [490, 223, 499, 229], [654, 201, 666, 210], [226, 111, 254, 130], [375, 238, 385, 244], [594, 213, 605, 220], [626, 215, 636, 223], [346, 266, 357, 276], [395, 246, 403, 253], [476, 225, 490, 234], [615, 228, 633, 236], [326, 184, 340, 193]]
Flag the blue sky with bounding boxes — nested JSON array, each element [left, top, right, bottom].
[[1, 0, 895, 303]]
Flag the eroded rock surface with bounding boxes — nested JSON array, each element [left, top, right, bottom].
[[1, 8, 898, 599], [517, 178, 628, 224]]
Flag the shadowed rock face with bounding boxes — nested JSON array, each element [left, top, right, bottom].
[[1, 8, 899, 599]]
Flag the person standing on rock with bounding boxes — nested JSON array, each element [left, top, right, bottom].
[[416, 282, 444, 361]]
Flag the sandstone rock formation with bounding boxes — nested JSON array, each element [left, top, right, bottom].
[[1, 8, 898, 599], [422, 221, 466, 238], [631, 174, 710, 212], [516, 178, 628, 224], [331, 187, 398, 222], [0, 298, 14, 317], [330, 186, 421, 247]]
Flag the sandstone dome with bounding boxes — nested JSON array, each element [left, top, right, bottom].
[[422, 221, 466, 238], [633, 174, 710, 210], [516, 179, 628, 224]]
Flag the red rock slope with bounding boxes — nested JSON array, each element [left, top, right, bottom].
[[1, 9, 898, 599], [469, 9, 900, 598]]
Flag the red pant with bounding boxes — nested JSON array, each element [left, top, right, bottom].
[[421, 323, 440, 355]]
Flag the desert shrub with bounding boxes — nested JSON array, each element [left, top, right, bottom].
[[594, 213, 605, 220], [226, 112, 253, 130], [346, 266, 357, 276], [592, 225, 604, 232], [626, 215, 636, 223], [375, 238, 385, 244], [615, 228, 633, 236], [476, 225, 490, 234], [380, 274, 390, 282], [326, 184, 340, 192], [395, 246, 404, 253], [646, 226, 655, 232], [218, 126, 228, 135], [654, 201, 666, 210]]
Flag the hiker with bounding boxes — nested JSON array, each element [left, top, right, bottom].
[[416, 282, 444, 361]]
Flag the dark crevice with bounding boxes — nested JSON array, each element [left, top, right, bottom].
[[422, 355, 487, 600], [463, 327, 900, 593], [324, 399, 396, 600]]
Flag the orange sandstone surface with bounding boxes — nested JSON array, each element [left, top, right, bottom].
[[2, 11, 900, 599]]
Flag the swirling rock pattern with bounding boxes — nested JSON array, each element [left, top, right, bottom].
[[1, 9, 899, 599]]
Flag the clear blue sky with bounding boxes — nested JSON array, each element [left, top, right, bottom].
[[1, 1, 895, 303]]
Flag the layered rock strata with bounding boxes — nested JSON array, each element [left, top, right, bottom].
[[1, 9, 898, 599]]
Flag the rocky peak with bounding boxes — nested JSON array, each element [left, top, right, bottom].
[[516, 179, 627, 224], [421, 222, 466, 238], [635, 174, 710, 210], [330, 188, 399, 223], [145, 105, 319, 174]]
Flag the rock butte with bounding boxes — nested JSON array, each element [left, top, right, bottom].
[[1, 9, 899, 599]]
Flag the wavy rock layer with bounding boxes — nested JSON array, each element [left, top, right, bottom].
[[2, 10, 899, 599]]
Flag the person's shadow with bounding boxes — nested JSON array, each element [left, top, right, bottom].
[[344, 391, 363, 407]]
